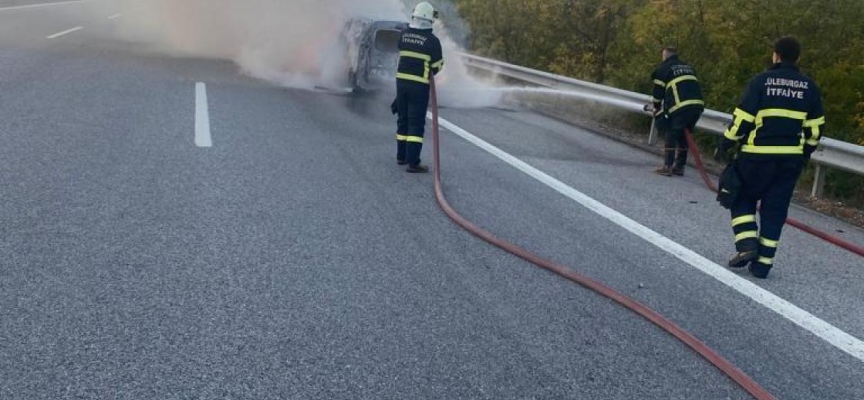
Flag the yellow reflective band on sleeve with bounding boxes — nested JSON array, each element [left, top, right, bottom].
[[734, 109, 756, 123], [431, 60, 444, 69], [806, 122, 822, 143], [759, 237, 779, 248], [755, 108, 808, 123], [724, 128, 741, 141], [668, 99, 705, 113], [757, 257, 774, 265], [399, 51, 431, 61], [740, 145, 804, 155], [667, 75, 698, 88], [803, 116, 826, 127], [732, 215, 757, 227], [653, 79, 665, 87], [725, 108, 755, 140], [805, 115, 822, 145], [405, 136, 424, 144], [735, 231, 758, 242], [397, 134, 408, 141], [396, 73, 430, 84]]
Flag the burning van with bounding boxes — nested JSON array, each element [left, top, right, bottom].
[[340, 18, 408, 92]]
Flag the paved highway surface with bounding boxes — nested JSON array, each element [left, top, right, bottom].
[[2, 1, 863, 399]]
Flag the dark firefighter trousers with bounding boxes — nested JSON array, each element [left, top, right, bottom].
[[659, 108, 703, 168], [396, 80, 430, 165], [730, 156, 805, 267]]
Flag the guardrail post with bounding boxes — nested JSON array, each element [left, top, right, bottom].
[[811, 164, 827, 198]]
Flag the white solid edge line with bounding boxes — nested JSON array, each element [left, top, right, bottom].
[[0, 0, 86, 12], [46, 26, 82, 39], [107, 13, 122, 20], [195, 83, 213, 148], [431, 112, 864, 363]]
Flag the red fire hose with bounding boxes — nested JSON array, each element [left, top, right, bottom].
[[429, 81, 777, 399], [683, 131, 864, 258]]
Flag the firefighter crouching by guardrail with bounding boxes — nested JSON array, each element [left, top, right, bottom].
[[391, 2, 443, 174], [715, 36, 826, 279], [650, 47, 705, 177]]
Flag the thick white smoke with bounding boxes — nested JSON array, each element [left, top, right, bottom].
[[100, 0, 500, 107], [107, 0, 402, 88], [432, 19, 503, 108]]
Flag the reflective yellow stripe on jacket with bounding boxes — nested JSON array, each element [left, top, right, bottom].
[[668, 99, 705, 113], [666, 75, 704, 113], [740, 108, 809, 155], [398, 51, 432, 84], [740, 145, 805, 155]]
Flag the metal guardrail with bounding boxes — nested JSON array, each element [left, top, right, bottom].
[[458, 52, 864, 198]]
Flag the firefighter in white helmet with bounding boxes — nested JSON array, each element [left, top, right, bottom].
[[392, 1, 443, 173]]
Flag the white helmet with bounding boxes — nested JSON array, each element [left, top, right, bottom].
[[412, 2, 438, 21]]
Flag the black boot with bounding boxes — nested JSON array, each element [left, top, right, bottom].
[[728, 250, 757, 268], [406, 164, 429, 173], [655, 165, 673, 176], [748, 261, 772, 279]]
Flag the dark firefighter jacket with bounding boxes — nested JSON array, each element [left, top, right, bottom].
[[397, 27, 443, 85], [722, 62, 825, 156], [651, 55, 705, 117]]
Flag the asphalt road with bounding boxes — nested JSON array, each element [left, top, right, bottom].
[[2, 2, 864, 399]]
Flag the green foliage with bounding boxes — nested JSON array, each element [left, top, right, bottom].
[[454, 0, 864, 201]]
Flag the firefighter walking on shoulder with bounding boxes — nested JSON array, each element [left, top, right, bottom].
[[717, 36, 826, 279], [650, 46, 705, 176], [392, 1, 443, 173]]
